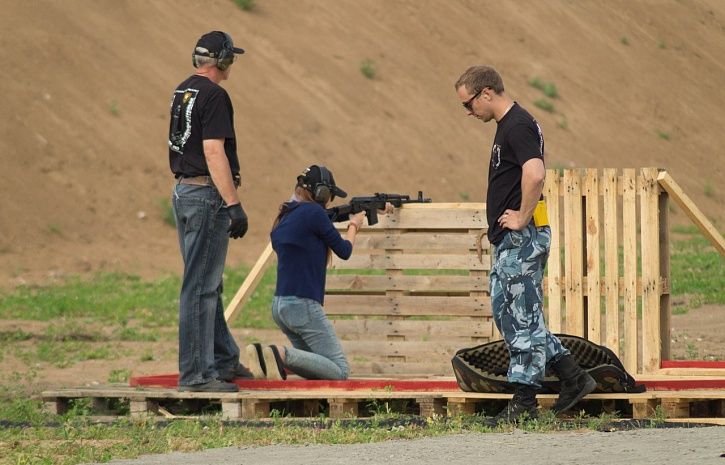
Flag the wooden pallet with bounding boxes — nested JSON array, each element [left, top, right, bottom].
[[42, 386, 725, 421]]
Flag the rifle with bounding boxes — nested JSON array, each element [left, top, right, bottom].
[[326, 191, 432, 225]]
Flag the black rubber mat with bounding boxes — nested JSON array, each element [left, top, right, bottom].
[[452, 334, 646, 394]]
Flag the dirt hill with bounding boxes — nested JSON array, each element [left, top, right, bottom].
[[1, 0, 723, 288]]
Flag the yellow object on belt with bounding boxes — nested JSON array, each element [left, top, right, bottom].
[[533, 200, 549, 227]]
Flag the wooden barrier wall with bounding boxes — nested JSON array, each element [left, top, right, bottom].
[[229, 167, 725, 377], [543, 167, 670, 374], [326, 203, 489, 377], [325, 168, 670, 376]]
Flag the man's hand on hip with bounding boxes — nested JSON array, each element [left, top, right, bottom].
[[227, 203, 248, 239], [498, 209, 529, 231]]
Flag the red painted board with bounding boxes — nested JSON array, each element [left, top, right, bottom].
[[661, 360, 725, 369], [130, 373, 725, 391]]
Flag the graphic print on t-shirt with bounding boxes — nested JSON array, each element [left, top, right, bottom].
[[491, 144, 501, 169], [168, 88, 199, 154]]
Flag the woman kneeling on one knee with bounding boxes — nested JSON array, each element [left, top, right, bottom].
[[247, 164, 393, 380]]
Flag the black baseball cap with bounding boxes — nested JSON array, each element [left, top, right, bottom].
[[298, 165, 348, 199], [194, 31, 245, 57]]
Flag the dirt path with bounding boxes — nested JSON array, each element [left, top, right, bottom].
[[90, 427, 725, 465]]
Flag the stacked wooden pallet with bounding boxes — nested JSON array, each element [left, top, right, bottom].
[[41, 384, 725, 422]]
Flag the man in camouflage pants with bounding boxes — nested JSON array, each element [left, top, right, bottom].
[[455, 66, 595, 424]]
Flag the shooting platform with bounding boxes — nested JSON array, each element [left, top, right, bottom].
[[43, 168, 725, 421]]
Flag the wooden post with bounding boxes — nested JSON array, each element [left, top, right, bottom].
[[221, 400, 243, 419], [584, 169, 601, 343], [225, 242, 275, 323], [563, 169, 584, 336], [658, 175, 671, 362], [640, 168, 661, 373], [417, 398, 446, 417], [621, 169, 638, 373], [446, 398, 477, 416], [242, 399, 270, 419], [130, 399, 159, 417], [657, 171, 725, 256], [544, 172, 562, 332], [329, 399, 359, 418], [602, 168, 620, 357]]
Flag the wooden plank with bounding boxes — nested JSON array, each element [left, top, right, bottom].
[[221, 401, 243, 419], [563, 169, 584, 336], [324, 295, 491, 317], [602, 168, 620, 357], [342, 340, 464, 359], [417, 398, 446, 417], [328, 399, 359, 418], [344, 232, 490, 252], [631, 399, 659, 419], [357, 205, 486, 230], [326, 274, 487, 294], [349, 361, 454, 376], [640, 168, 661, 373], [584, 168, 601, 343], [225, 242, 275, 323], [657, 171, 725, 256], [330, 253, 490, 271], [622, 169, 638, 373], [658, 182, 672, 361], [332, 319, 494, 340], [544, 171, 562, 332]]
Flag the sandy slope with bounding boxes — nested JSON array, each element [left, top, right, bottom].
[[1, 0, 724, 287]]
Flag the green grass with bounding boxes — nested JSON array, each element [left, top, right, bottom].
[[704, 181, 714, 198], [656, 129, 670, 141], [533, 98, 555, 113], [620, 36, 630, 46], [160, 197, 176, 228], [360, 59, 376, 79], [0, 394, 630, 465], [528, 77, 559, 99], [669, 231, 725, 312], [232, 0, 255, 10], [0, 268, 278, 329], [109, 100, 120, 116]]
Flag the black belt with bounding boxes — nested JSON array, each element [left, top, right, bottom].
[[177, 175, 241, 189]]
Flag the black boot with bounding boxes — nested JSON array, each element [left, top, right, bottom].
[[550, 354, 597, 413], [485, 383, 539, 426]]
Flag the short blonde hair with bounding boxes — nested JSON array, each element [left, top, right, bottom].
[[455, 66, 505, 95]]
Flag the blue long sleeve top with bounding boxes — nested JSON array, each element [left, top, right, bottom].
[[271, 201, 353, 305]]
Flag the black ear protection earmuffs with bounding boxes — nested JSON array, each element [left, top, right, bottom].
[[214, 32, 235, 71], [313, 165, 333, 204], [192, 31, 235, 71], [297, 165, 334, 205]]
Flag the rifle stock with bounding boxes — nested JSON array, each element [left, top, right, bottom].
[[326, 191, 432, 225]]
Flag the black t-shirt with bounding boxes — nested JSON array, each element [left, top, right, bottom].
[[168, 75, 239, 177], [486, 102, 544, 244]]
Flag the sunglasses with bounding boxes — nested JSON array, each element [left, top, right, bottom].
[[462, 88, 487, 112]]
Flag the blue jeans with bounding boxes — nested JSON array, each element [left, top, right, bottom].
[[172, 183, 240, 386], [272, 296, 349, 380], [490, 224, 569, 388]]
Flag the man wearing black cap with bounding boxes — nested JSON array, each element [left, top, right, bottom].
[[168, 31, 251, 392]]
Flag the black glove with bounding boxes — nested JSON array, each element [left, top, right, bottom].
[[227, 203, 248, 239]]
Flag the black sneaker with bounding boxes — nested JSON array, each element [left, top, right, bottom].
[[246, 343, 267, 379], [262, 345, 287, 380], [178, 379, 239, 392], [217, 363, 254, 382]]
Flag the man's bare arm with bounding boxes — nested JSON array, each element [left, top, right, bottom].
[[203, 138, 240, 206]]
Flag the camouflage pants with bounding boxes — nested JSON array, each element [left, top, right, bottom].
[[490, 224, 569, 388]]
